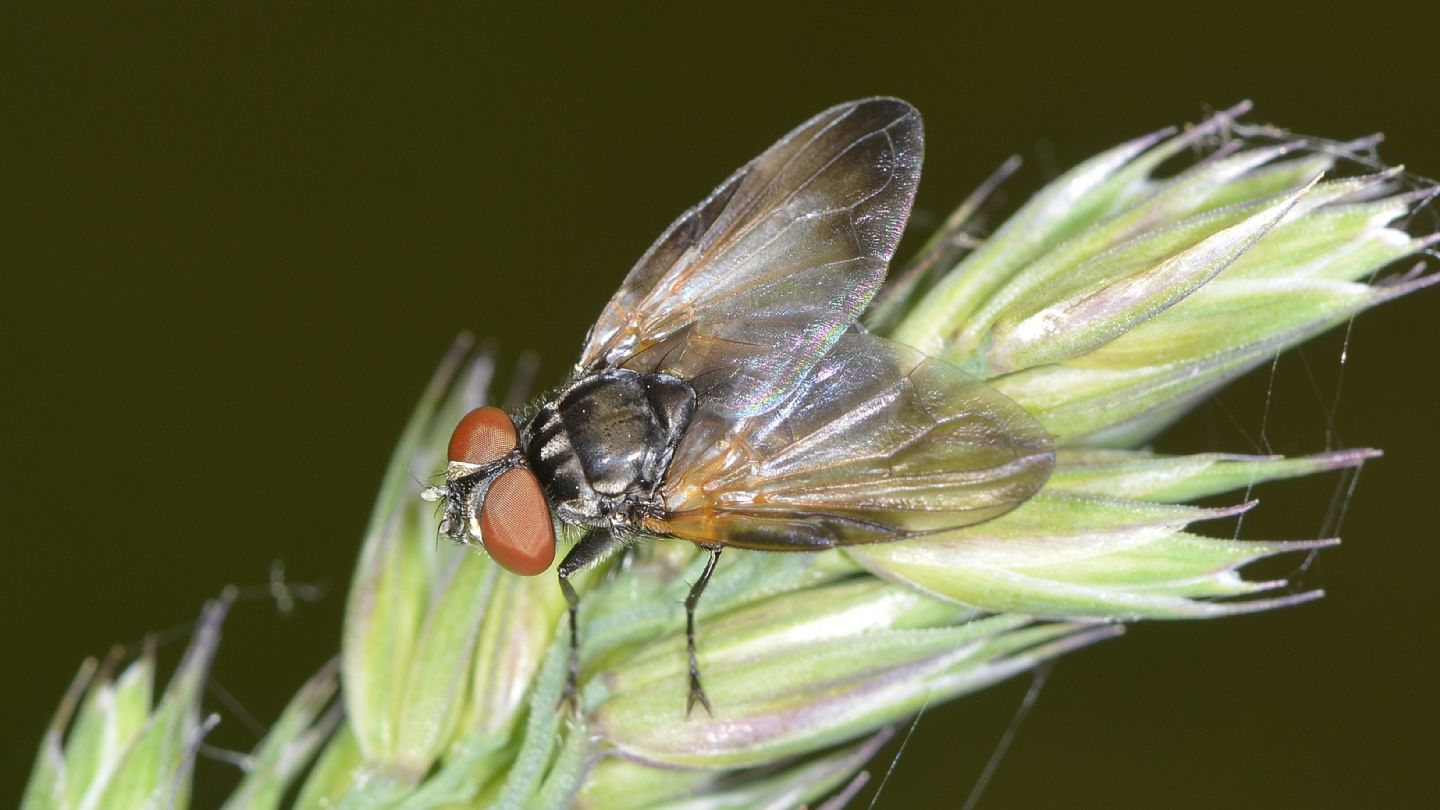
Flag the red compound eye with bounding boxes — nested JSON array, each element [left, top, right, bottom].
[[480, 467, 556, 575], [448, 406, 517, 465]]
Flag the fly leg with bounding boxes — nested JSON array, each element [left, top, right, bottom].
[[556, 528, 623, 714], [685, 546, 723, 718]]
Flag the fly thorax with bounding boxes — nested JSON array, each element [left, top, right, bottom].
[[524, 368, 695, 524]]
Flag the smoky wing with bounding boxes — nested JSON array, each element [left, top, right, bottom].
[[582, 98, 923, 418], [652, 331, 1055, 551]]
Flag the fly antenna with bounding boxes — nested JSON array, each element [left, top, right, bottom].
[[405, 464, 433, 492]]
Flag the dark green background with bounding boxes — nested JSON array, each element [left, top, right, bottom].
[[5, 4, 1437, 808]]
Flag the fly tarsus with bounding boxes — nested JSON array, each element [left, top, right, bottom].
[[684, 546, 723, 718], [557, 584, 582, 715], [686, 664, 713, 718], [555, 528, 622, 714]]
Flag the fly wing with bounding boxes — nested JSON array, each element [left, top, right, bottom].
[[582, 98, 923, 418], [648, 331, 1054, 551]]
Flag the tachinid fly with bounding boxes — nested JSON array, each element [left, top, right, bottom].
[[423, 98, 1056, 715]]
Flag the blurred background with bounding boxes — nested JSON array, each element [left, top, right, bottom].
[[4, 3, 1437, 807]]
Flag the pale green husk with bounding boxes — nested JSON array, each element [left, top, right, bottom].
[[27, 106, 1437, 809]]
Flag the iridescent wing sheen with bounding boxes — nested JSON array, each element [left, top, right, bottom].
[[581, 98, 923, 418], [645, 331, 1055, 551]]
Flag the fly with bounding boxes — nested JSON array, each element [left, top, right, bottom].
[[423, 98, 1055, 716]]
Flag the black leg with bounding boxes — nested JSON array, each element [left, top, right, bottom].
[[685, 546, 723, 718], [556, 528, 622, 714]]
